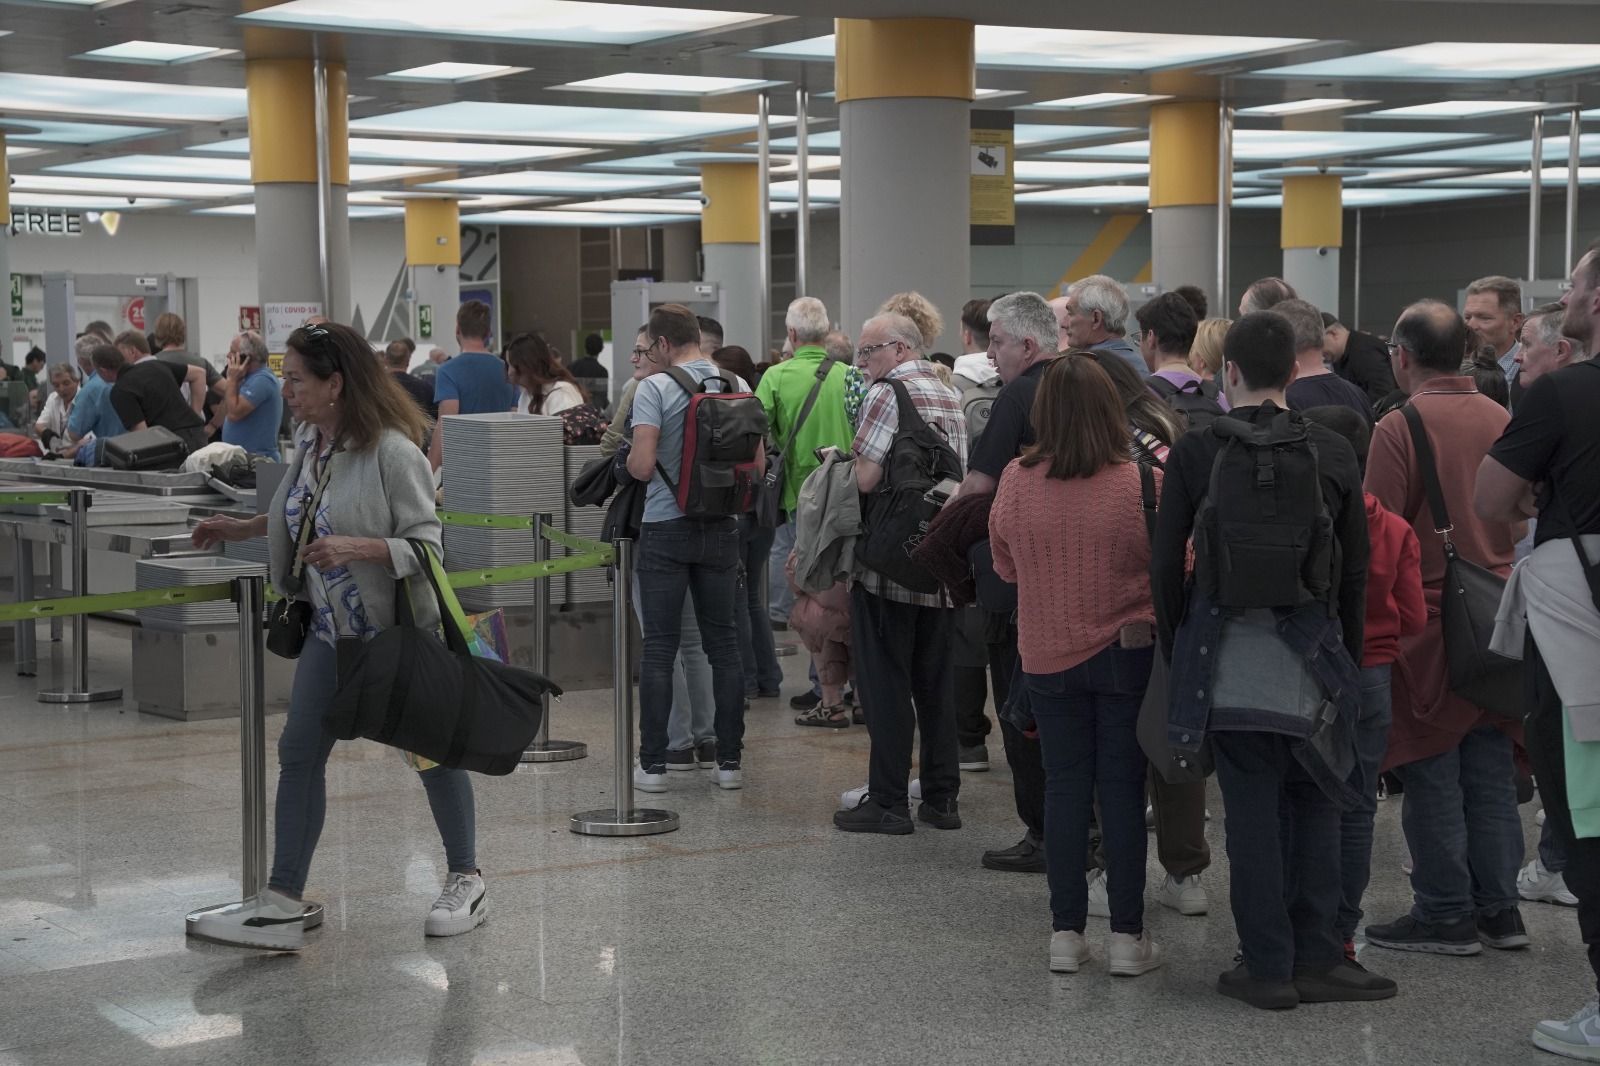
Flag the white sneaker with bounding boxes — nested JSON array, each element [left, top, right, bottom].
[[1050, 930, 1089, 973], [425, 872, 487, 937], [910, 777, 922, 801], [838, 778, 919, 810], [1145, 804, 1154, 829], [633, 764, 668, 793], [1534, 999, 1600, 1062], [191, 887, 305, 951], [1158, 873, 1209, 916], [1520, 858, 1580, 907], [1086, 869, 1110, 919], [1107, 930, 1164, 977], [714, 761, 743, 790]]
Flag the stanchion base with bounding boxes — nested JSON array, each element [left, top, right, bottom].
[[521, 740, 588, 763], [570, 807, 679, 837], [38, 687, 122, 705]]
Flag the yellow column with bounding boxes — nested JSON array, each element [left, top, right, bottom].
[[1149, 101, 1219, 208], [700, 163, 759, 246], [835, 18, 975, 103], [405, 199, 461, 266], [1281, 174, 1343, 249], [245, 58, 349, 186], [699, 162, 763, 352]]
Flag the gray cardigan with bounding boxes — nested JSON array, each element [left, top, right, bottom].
[[267, 427, 444, 634]]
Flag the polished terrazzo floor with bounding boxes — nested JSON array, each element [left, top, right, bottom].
[[0, 621, 1590, 1065]]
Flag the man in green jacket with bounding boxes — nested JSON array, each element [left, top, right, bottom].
[[757, 297, 863, 706]]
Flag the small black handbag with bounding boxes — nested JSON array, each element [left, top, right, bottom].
[[266, 441, 338, 660]]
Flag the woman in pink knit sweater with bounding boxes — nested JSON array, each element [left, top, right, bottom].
[[989, 354, 1163, 979]]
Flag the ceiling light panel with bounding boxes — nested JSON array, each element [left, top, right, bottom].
[[241, 0, 769, 46], [549, 198, 703, 214], [1363, 100, 1554, 119], [1427, 167, 1600, 186], [195, 203, 403, 218], [1236, 187, 1501, 208], [1257, 42, 1600, 80], [756, 29, 1309, 70], [1377, 136, 1600, 166], [1025, 93, 1172, 110], [555, 73, 779, 96], [768, 179, 841, 202], [577, 150, 838, 174], [0, 73, 247, 122], [185, 136, 584, 165], [377, 62, 529, 83], [49, 153, 434, 183], [1049, 128, 1481, 162], [459, 209, 689, 226], [1013, 160, 1149, 182], [9, 176, 246, 198], [0, 118, 165, 145], [1235, 98, 1369, 116], [5, 146, 43, 159], [7, 193, 177, 210], [351, 102, 778, 145], [765, 126, 1127, 153], [75, 41, 235, 65], [1016, 185, 1150, 206], [420, 170, 694, 195]]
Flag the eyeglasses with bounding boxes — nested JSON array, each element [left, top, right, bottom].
[[1384, 341, 1402, 357], [855, 339, 900, 361]]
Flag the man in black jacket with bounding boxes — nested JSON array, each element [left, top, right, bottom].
[[1323, 312, 1395, 409], [1152, 310, 1389, 1010]]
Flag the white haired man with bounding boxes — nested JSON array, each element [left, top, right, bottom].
[[1063, 274, 1146, 378], [217, 331, 284, 460], [835, 312, 969, 835]]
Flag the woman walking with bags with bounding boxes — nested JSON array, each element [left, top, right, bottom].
[[191, 321, 484, 951], [988, 354, 1163, 978]]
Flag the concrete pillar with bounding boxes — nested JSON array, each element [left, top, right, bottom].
[[699, 162, 764, 354], [1150, 101, 1221, 309], [0, 131, 13, 361], [1281, 174, 1342, 315], [246, 57, 351, 340], [837, 17, 973, 353], [405, 198, 460, 349]]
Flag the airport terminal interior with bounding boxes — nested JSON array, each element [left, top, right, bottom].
[[3, 0, 1600, 1063]]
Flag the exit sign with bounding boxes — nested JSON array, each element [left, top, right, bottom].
[[8, 275, 19, 318], [419, 304, 433, 340]]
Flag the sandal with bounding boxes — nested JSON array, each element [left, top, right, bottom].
[[795, 704, 850, 729]]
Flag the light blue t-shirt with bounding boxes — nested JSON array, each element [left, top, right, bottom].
[[222, 367, 283, 460], [631, 359, 734, 524], [67, 373, 126, 445], [433, 351, 515, 415]]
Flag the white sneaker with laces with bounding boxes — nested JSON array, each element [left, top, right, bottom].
[[1086, 869, 1110, 919], [1534, 999, 1600, 1061], [425, 872, 487, 937], [1107, 931, 1164, 977], [1050, 930, 1089, 973], [1520, 858, 1580, 907], [1158, 873, 1209, 916], [910, 777, 922, 802], [192, 887, 305, 951], [633, 765, 668, 793], [838, 778, 919, 811]]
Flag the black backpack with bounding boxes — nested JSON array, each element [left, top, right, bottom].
[[655, 367, 769, 519], [1148, 374, 1226, 431], [1193, 405, 1336, 610], [857, 379, 964, 594]]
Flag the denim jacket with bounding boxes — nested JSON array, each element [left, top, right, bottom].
[[1167, 591, 1363, 808]]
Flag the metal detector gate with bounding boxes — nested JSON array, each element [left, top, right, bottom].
[[42, 273, 182, 361], [607, 280, 725, 405]]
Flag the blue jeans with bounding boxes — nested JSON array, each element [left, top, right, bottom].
[[1541, 817, 1569, 874], [1337, 664, 1393, 941], [632, 574, 715, 752], [270, 639, 476, 897], [1027, 642, 1153, 935], [1397, 724, 1524, 924], [767, 519, 796, 622], [736, 516, 783, 695], [636, 518, 744, 769]]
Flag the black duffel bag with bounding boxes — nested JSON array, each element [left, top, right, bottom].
[[326, 541, 561, 775]]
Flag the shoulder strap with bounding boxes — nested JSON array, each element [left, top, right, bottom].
[[780, 357, 842, 456], [663, 365, 698, 397], [289, 437, 341, 581], [1400, 403, 1455, 547], [405, 540, 471, 655], [1138, 461, 1158, 544], [1146, 374, 1178, 399], [884, 376, 933, 435]]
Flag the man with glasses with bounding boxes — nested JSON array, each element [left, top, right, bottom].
[[835, 311, 969, 835]]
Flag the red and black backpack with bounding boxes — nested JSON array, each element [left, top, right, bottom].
[[653, 367, 769, 519]]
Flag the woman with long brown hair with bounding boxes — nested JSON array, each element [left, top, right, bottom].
[[988, 354, 1163, 980], [190, 321, 485, 951], [506, 332, 586, 415]]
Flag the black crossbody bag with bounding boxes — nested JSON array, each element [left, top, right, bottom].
[[266, 441, 338, 660]]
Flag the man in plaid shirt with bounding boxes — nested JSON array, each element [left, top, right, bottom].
[[834, 311, 969, 836]]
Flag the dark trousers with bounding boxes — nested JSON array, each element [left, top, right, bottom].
[[636, 518, 745, 770], [1029, 643, 1154, 935], [734, 515, 783, 696], [1213, 730, 1344, 981], [1527, 634, 1600, 993], [984, 618, 1045, 838], [849, 584, 959, 809], [953, 608, 992, 748], [1096, 771, 1210, 879]]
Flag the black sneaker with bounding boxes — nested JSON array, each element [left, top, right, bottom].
[[789, 690, 822, 712], [917, 799, 962, 830], [958, 744, 990, 772], [1293, 960, 1398, 1002], [833, 797, 913, 835], [695, 739, 717, 769], [665, 747, 698, 772], [1217, 962, 1299, 1011], [852, 704, 866, 725], [1477, 907, 1532, 950], [1364, 914, 1483, 956], [982, 832, 1047, 873]]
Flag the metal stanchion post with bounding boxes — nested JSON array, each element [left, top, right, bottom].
[[39, 490, 120, 703], [47, 542, 62, 642], [522, 513, 586, 763], [571, 539, 678, 836], [13, 526, 36, 676]]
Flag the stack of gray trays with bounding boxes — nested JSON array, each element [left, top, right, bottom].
[[136, 556, 269, 631], [441, 413, 567, 612], [563, 444, 610, 605], [221, 535, 271, 567]]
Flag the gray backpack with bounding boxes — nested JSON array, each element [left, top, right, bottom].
[[959, 377, 1001, 448]]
